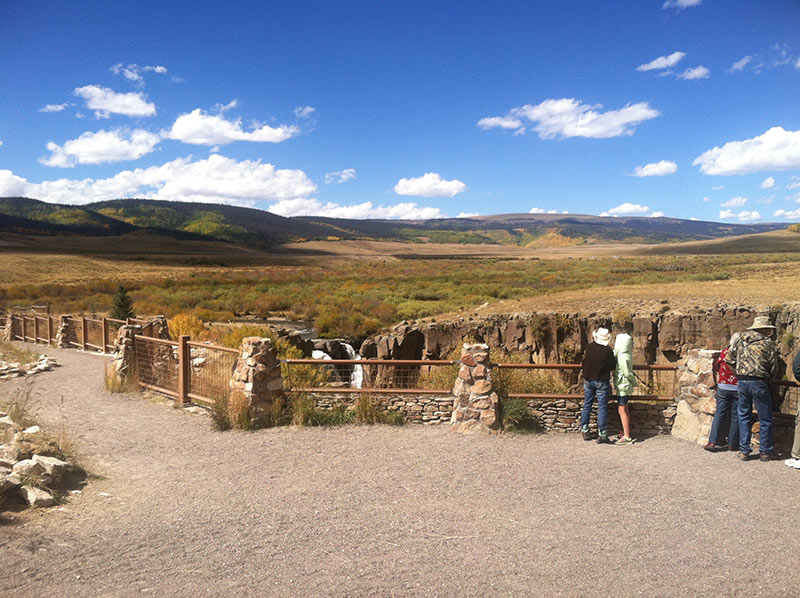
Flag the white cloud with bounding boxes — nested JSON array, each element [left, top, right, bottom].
[[651, 211, 665, 218], [143, 65, 167, 74], [602, 203, 650, 216], [477, 115, 524, 130], [712, 185, 725, 190], [324, 168, 356, 184], [702, 196, 712, 202], [774, 208, 800, 219], [758, 196, 774, 205], [479, 98, 659, 140], [164, 108, 299, 145], [458, 212, 480, 218], [294, 106, 315, 119], [694, 127, 800, 175], [394, 172, 466, 198], [39, 129, 161, 167], [529, 207, 564, 214], [73, 85, 156, 118], [796, 57, 800, 69], [632, 160, 677, 177], [729, 56, 753, 72], [721, 196, 748, 208], [636, 51, 686, 72], [267, 198, 444, 220], [39, 103, 70, 113], [0, 154, 316, 206], [111, 63, 168, 86], [662, 0, 702, 8], [678, 66, 710, 80], [761, 176, 775, 189], [788, 180, 800, 190], [719, 209, 761, 221]]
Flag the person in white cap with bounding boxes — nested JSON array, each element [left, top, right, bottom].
[[580, 327, 616, 443], [726, 316, 779, 461]]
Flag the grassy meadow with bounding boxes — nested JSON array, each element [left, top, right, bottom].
[[5, 242, 800, 340]]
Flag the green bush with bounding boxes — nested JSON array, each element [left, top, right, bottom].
[[501, 398, 540, 433]]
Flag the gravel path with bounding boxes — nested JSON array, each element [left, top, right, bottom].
[[1, 344, 799, 597]]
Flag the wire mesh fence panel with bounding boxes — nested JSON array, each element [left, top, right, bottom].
[[10, 316, 23, 340], [34, 316, 49, 343], [134, 336, 180, 396], [187, 343, 238, 404], [85, 318, 104, 351], [775, 382, 800, 416], [23, 316, 36, 341], [493, 366, 575, 397], [106, 319, 125, 350], [66, 317, 82, 348]]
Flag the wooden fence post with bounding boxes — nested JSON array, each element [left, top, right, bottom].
[[22, 316, 27, 342], [177, 335, 190, 406], [48, 316, 53, 345], [81, 317, 88, 351], [34, 316, 40, 344], [102, 317, 109, 353]]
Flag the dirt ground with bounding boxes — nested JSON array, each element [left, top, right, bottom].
[[1, 344, 799, 597]]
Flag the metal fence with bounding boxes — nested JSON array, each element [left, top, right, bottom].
[[282, 359, 682, 403], [134, 335, 180, 398], [187, 341, 239, 406]]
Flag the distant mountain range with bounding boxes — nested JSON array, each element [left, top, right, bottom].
[[0, 196, 789, 249]]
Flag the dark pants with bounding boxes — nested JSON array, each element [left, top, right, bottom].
[[580, 379, 610, 434], [708, 387, 739, 448], [737, 379, 773, 455]]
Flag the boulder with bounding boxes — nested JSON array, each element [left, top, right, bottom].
[[671, 400, 712, 446], [33, 455, 70, 485], [20, 485, 54, 508]]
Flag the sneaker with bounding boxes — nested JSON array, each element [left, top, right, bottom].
[[784, 458, 800, 467], [703, 442, 722, 452], [759, 452, 777, 462], [581, 426, 596, 441], [726, 446, 737, 451], [596, 433, 613, 445], [615, 436, 636, 445], [792, 461, 800, 470], [738, 452, 753, 461]]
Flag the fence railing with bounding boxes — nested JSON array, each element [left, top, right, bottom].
[[131, 334, 238, 407], [282, 359, 681, 403], [6, 313, 160, 354]]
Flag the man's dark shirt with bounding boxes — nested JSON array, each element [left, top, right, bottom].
[[582, 342, 616, 382]]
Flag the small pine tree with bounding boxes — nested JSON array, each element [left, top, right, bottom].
[[110, 285, 135, 320]]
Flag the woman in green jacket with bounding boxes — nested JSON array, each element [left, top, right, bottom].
[[613, 328, 637, 445]]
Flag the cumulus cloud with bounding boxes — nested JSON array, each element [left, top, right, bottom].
[[662, 0, 702, 8], [294, 106, 315, 119], [694, 127, 800, 175], [651, 211, 665, 218], [74, 85, 156, 118], [788, 179, 800, 190], [632, 160, 678, 177], [324, 169, 356, 184], [729, 56, 754, 72], [111, 63, 168, 86], [600, 203, 650, 217], [39, 129, 161, 167], [39, 103, 70, 113], [394, 173, 466, 198], [164, 108, 299, 145], [267, 198, 444, 220], [636, 51, 686, 72], [796, 57, 800, 69], [0, 154, 316, 206], [529, 207, 567, 214], [678, 65, 710, 80], [761, 176, 775, 189], [479, 98, 659, 140], [702, 196, 712, 202], [458, 212, 480, 218], [719, 209, 760, 221], [774, 208, 800, 219], [721, 196, 747, 208]]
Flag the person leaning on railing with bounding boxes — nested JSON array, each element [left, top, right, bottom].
[[785, 353, 800, 470], [579, 327, 616, 444], [726, 316, 779, 462], [704, 333, 740, 453]]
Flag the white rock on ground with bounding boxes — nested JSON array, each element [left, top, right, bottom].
[[20, 485, 55, 507], [32, 454, 69, 484], [22, 425, 41, 435]]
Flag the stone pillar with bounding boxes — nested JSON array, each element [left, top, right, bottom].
[[450, 343, 502, 434], [2, 314, 12, 342], [229, 337, 283, 427], [671, 349, 716, 445], [112, 324, 141, 385], [55, 315, 72, 349]]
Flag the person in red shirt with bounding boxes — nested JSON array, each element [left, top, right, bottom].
[[704, 335, 739, 452]]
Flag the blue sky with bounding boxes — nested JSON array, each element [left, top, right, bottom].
[[1, 0, 799, 223]]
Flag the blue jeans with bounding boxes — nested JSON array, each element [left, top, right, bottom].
[[737, 379, 774, 455], [581, 379, 610, 433], [708, 387, 739, 448]]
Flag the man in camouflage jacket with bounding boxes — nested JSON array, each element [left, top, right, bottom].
[[726, 316, 779, 460]]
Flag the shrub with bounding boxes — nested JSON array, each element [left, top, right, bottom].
[[168, 313, 206, 339], [210, 393, 231, 431], [354, 394, 405, 426], [290, 393, 353, 426], [501, 398, 540, 433]]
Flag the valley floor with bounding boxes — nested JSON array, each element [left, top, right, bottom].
[[1, 345, 799, 597]]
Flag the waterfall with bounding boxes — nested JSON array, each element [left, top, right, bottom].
[[341, 342, 363, 389]]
